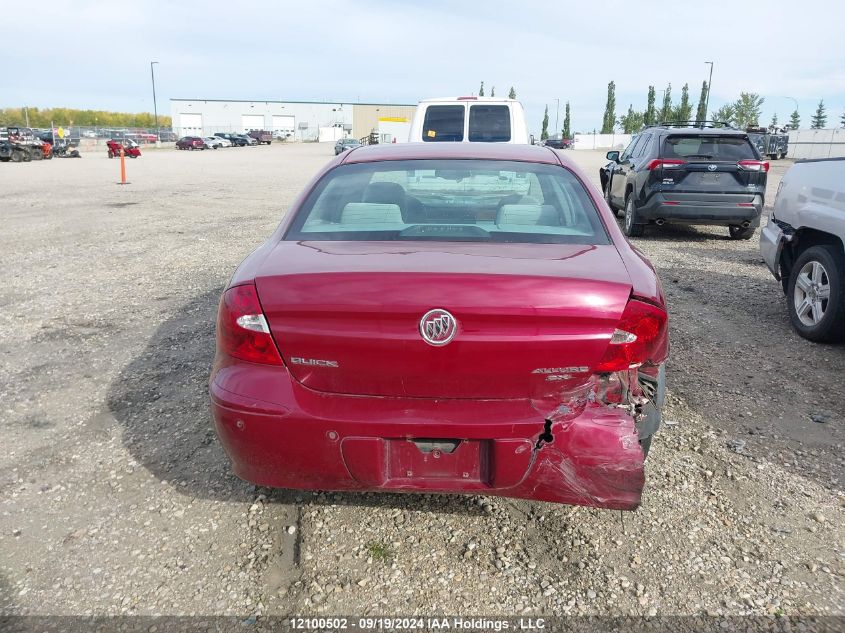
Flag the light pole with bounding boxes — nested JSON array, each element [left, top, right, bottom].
[[150, 61, 159, 142], [704, 61, 714, 121], [555, 98, 560, 136]]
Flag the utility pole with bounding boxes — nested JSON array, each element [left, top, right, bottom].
[[150, 61, 160, 142], [555, 98, 560, 135], [704, 61, 714, 120], [24, 106, 29, 127]]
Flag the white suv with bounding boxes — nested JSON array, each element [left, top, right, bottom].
[[408, 97, 531, 144], [760, 158, 845, 342]]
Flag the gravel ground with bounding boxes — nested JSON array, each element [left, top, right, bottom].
[[0, 144, 842, 621]]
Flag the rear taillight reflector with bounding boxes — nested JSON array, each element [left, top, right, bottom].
[[217, 284, 283, 365], [737, 159, 769, 172], [647, 159, 686, 170], [663, 201, 680, 206], [737, 202, 755, 207], [595, 299, 668, 373]]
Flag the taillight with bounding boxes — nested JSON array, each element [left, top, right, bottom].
[[737, 159, 769, 172], [595, 299, 668, 373], [217, 284, 283, 365], [646, 159, 686, 170]]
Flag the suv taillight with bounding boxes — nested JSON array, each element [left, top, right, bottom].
[[646, 159, 686, 170], [737, 159, 769, 172], [595, 299, 668, 372], [217, 284, 283, 365]]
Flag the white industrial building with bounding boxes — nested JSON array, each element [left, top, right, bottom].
[[169, 99, 416, 143]]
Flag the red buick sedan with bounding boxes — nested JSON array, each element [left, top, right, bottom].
[[210, 143, 668, 510]]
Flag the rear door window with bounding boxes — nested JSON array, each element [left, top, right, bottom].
[[468, 105, 511, 142], [422, 105, 465, 142], [663, 135, 756, 161]]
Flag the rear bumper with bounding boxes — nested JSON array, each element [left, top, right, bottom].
[[209, 361, 647, 510], [639, 193, 763, 226]]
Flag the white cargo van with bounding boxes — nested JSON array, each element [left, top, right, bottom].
[[408, 97, 531, 144]]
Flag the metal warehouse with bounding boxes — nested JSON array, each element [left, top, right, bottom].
[[169, 99, 416, 143]]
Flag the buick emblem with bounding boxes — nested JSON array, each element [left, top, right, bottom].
[[707, 164, 718, 172], [419, 309, 457, 346]]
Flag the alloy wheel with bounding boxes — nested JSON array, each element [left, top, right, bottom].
[[793, 260, 831, 326]]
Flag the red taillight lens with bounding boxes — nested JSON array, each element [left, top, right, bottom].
[[595, 299, 668, 373], [217, 284, 283, 365], [646, 159, 686, 171], [737, 159, 769, 172]]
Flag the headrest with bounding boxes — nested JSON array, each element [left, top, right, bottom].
[[496, 204, 559, 226]]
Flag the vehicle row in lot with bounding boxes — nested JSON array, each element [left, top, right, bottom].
[[0, 126, 80, 162], [211, 142, 669, 511], [176, 133, 261, 150], [760, 157, 845, 342], [600, 121, 768, 239]]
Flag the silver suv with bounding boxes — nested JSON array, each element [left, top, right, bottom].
[[760, 158, 845, 342]]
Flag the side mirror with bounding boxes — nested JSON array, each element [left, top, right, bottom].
[[606, 150, 620, 162]]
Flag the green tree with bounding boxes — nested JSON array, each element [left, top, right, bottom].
[[0, 107, 171, 128], [618, 105, 644, 134], [478, 81, 485, 97], [601, 81, 616, 134], [541, 105, 549, 140], [508, 86, 516, 99], [695, 81, 708, 123], [673, 83, 692, 122], [841, 110, 845, 128], [733, 92, 764, 128], [659, 84, 672, 123], [811, 100, 827, 128], [644, 86, 656, 126], [712, 104, 736, 125], [789, 109, 800, 130], [490, 86, 495, 97], [770, 112, 778, 127], [562, 101, 571, 139]]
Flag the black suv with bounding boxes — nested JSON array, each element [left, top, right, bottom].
[[599, 122, 768, 239]]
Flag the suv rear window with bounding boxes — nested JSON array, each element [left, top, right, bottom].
[[663, 135, 756, 161], [422, 106, 464, 142], [468, 105, 511, 142], [286, 159, 609, 245]]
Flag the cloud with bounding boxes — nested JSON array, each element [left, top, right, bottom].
[[5, 0, 844, 132]]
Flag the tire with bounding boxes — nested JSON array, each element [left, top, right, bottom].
[[31, 149, 42, 161], [108, 150, 114, 158], [10, 151, 22, 163], [779, 151, 786, 160], [728, 224, 755, 240], [786, 245, 845, 342], [21, 149, 31, 162], [623, 192, 645, 237]]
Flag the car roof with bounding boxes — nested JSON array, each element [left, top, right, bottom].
[[342, 142, 561, 165]]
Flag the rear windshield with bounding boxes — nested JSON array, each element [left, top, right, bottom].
[[285, 159, 609, 245], [663, 135, 756, 161], [422, 105, 464, 142], [468, 105, 511, 142]]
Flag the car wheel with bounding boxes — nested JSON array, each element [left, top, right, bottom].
[[787, 245, 845, 342], [623, 192, 645, 237], [11, 150, 23, 162], [728, 224, 755, 240]]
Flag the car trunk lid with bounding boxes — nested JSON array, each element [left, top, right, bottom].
[[254, 241, 633, 399]]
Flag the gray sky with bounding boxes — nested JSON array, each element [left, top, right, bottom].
[[8, 0, 845, 132]]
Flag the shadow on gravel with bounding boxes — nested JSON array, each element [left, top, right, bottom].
[[620, 221, 734, 242], [106, 288, 484, 516]]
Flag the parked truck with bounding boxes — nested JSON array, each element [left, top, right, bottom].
[[247, 129, 273, 145], [747, 126, 789, 160]]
